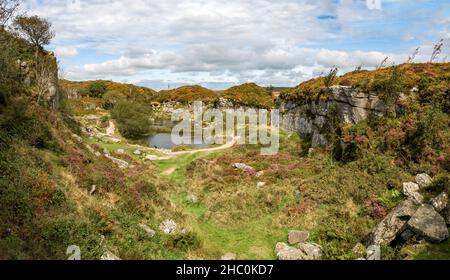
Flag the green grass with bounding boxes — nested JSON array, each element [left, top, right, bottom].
[[413, 238, 450, 260]]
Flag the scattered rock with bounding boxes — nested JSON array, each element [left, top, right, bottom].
[[430, 192, 448, 213], [103, 148, 110, 155], [288, 230, 310, 245], [232, 163, 255, 173], [407, 204, 449, 243], [221, 253, 236, 260], [275, 242, 306, 260], [308, 148, 315, 157], [139, 223, 156, 238], [133, 150, 142, 155], [297, 243, 323, 260], [116, 149, 125, 154], [256, 182, 266, 188], [415, 173, 432, 189], [368, 198, 420, 245], [367, 245, 381, 260], [105, 154, 129, 169], [402, 182, 423, 204], [100, 250, 121, 260], [159, 219, 177, 234], [89, 185, 97, 195], [144, 155, 159, 161], [186, 195, 199, 204], [255, 171, 264, 178]]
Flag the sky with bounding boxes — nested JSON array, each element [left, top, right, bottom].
[[23, 0, 450, 91]]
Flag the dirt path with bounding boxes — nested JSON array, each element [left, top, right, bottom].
[[162, 167, 177, 175], [106, 120, 116, 136], [148, 136, 240, 161]]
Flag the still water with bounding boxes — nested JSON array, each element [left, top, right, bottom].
[[145, 121, 209, 149]]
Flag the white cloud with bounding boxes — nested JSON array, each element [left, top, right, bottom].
[[23, 0, 450, 87], [54, 46, 78, 58]]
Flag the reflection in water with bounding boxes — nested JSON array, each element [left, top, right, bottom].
[[146, 121, 208, 149], [146, 133, 209, 149]]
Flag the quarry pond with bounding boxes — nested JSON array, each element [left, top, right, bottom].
[[145, 120, 209, 149]]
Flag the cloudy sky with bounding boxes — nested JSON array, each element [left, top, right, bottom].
[[24, 0, 450, 90]]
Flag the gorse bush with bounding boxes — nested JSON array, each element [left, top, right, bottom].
[[88, 82, 107, 98], [111, 101, 152, 139]]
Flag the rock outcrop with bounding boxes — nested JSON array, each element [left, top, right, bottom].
[[368, 174, 449, 250], [402, 182, 423, 204], [279, 86, 385, 147], [368, 198, 420, 245], [415, 174, 433, 189], [275, 242, 323, 260], [407, 204, 449, 243], [288, 231, 310, 245]]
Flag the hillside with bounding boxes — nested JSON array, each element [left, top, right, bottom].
[[221, 83, 274, 108], [156, 85, 218, 104], [281, 63, 450, 107]]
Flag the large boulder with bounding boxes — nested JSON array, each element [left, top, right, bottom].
[[275, 242, 306, 260], [368, 199, 420, 245], [274, 242, 323, 260], [288, 231, 310, 245], [297, 243, 323, 260], [402, 182, 423, 204], [430, 192, 448, 213], [415, 174, 432, 189], [407, 204, 449, 243]]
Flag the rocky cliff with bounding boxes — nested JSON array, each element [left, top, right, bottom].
[[279, 86, 386, 147], [17, 52, 60, 110]]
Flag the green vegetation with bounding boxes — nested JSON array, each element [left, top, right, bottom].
[[157, 85, 218, 104], [111, 101, 152, 139], [88, 82, 107, 98], [221, 83, 274, 108]]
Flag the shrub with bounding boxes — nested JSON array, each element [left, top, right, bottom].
[[111, 101, 152, 139], [102, 91, 126, 110], [88, 82, 107, 98]]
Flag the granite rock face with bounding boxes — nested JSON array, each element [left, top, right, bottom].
[[279, 86, 385, 147]]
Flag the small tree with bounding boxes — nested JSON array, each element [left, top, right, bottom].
[[378, 67, 404, 118], [323, 66, 338, 89], [13, 15, 54, 59], [89, 82, 107, 98]]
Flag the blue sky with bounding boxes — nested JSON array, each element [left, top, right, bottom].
[[24, 0, 450, 90]]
